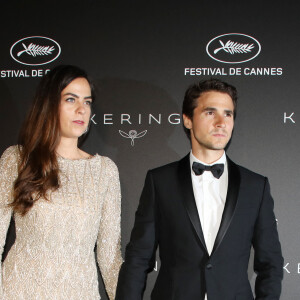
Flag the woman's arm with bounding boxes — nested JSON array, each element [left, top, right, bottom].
[[96, 157, 122, 300], [0, 146, 18, 297]]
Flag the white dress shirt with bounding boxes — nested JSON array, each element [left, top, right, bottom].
[[190, 151, 228, 300]]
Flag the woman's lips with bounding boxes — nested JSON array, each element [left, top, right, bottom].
[[73, 120, 85, 125]]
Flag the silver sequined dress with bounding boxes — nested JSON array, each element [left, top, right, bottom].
[[0, 146, 122, 300]]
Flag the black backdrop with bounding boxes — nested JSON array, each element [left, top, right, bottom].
[[1, 1, 299, 299]]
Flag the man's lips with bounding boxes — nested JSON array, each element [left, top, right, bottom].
[[212, 132, 227, 137]]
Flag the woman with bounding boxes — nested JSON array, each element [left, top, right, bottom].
[[0, 65, 122, 299]]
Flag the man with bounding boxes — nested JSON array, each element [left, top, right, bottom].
[[116, 79, 283, 300]]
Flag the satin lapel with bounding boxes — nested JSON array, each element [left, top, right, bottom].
[[211, 157, 241, 255], [178, 154, 208, 254]]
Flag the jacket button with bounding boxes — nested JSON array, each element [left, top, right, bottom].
[[206, 263, 213, 269]]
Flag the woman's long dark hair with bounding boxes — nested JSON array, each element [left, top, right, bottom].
[[11, 65, 94, 215]]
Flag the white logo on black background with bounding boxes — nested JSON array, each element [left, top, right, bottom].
[[17, 43, 55, 57], [119, 130, 147, 146], [206, 33, 261, 64], [214, 40, 254, 55], [10, 36, 61, 66]]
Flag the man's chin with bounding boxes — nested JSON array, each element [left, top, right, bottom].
[[207, 143, 228, 151], [194, 139, 229, 151], [211, 139, 230, 150]]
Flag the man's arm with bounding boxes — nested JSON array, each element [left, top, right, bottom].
[[116, 171, 158, 300], [253, 178, 284, 300]]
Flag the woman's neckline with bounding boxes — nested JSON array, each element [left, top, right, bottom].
[[57, 153, 99, 162]]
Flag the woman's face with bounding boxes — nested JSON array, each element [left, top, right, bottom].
[[59, 77, 92, 140]]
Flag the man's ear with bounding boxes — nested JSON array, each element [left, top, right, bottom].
[[183, 114, 192, 129]]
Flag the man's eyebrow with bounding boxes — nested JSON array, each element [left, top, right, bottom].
[[202, 107, 234, 114], [202, 107, 217, 111]]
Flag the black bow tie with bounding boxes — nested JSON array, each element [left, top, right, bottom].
[[192, 162, 224, 179]]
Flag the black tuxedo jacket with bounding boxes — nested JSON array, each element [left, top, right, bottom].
[[116, 155, 283, 300]]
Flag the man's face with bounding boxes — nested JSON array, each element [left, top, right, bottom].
[[183, 91, 234, 153]]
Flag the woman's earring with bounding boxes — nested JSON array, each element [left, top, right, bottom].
[[83, 127, 89, 134]]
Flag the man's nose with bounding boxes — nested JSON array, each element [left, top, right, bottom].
[[215, 115, 226, 128]]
